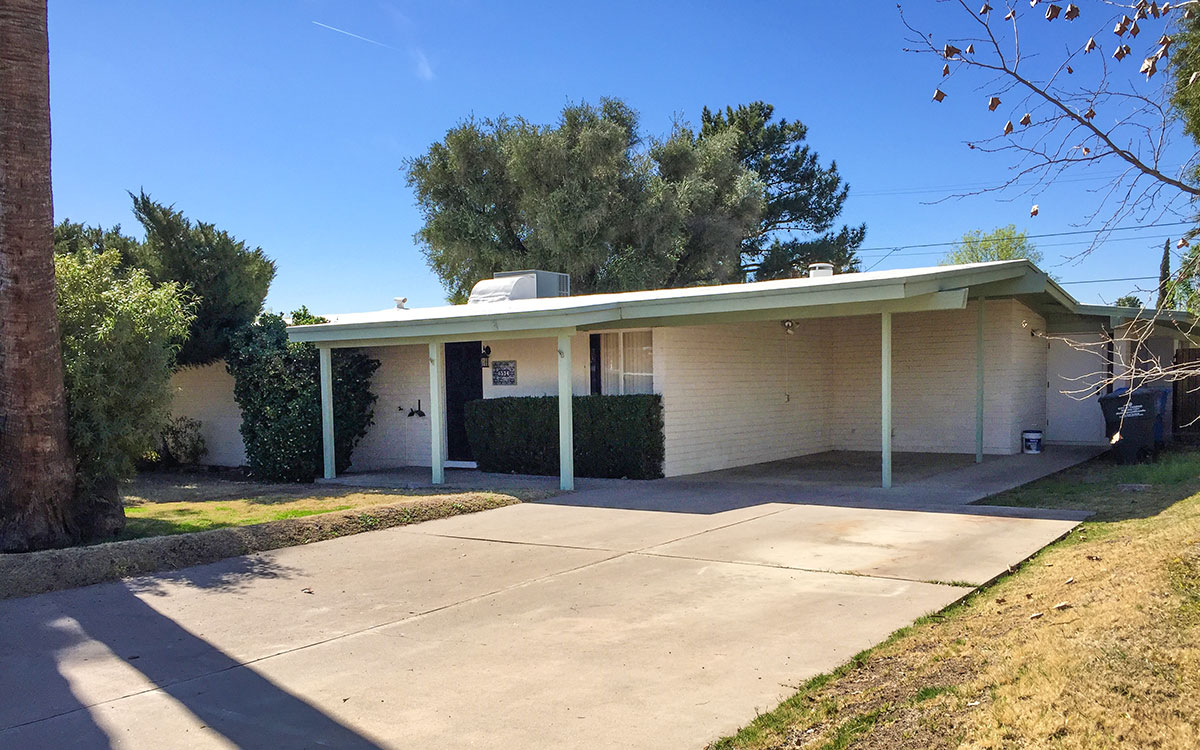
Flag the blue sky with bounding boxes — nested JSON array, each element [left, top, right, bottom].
[[48, 1, 1196, 313]]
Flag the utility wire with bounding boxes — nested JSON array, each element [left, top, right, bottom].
[[1058, 275, 1158, 285], [856, 220, 1192, 255]]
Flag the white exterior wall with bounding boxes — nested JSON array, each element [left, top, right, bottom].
[[480, 333, 591, 398], [1046, 334, 1107, 445], [349, 345, 433, 471], [169, 362, 246, 467], [656, 321, 828, 477], [657, 299, 1048, 477], [1046, 333, 1178, 446]]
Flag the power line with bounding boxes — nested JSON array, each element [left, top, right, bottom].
[[856, 232, 1179, 257], [1058, 275, 1158, 285], [856, 220, 1192, 255]]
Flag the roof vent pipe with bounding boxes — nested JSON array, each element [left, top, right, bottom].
[[808, 262, 835, 278]]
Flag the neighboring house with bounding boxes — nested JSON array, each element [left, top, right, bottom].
[[177, 260, 1191, 488]]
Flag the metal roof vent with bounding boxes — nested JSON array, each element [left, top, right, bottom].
[[468, 270, 571, 304], [808, 262, 835, 278]]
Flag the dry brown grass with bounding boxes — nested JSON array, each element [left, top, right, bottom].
[[711, 451, 1200, 750]]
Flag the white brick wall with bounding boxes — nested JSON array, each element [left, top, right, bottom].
[[170, 300, 1056, 476], [480, 334, 591, 398], [656, 321, 828, 477], [657, 299, 1049, 476], [169, 361, 245, 467], [350, 345, 432, 471]]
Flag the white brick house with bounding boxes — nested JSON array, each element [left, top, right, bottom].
[[179, 261, 1190, 489]]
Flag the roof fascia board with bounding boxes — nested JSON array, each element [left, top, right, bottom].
[[318, 327, 580, 350], [967, 271, 1048, 299], [901, 263, 1028, 298], [289, 310, 615, 344], [582, 289, 968, 330]]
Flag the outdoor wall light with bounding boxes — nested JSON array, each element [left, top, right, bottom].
[[481, 345, 492, 368], [781, 319, 796, 335]]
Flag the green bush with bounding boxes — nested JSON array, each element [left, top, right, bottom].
[[465, 395, 664, 479], [56, 250, 193, 503], [225, 308, 379, 482]]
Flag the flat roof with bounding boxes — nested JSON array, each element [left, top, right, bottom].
[[288, 260, 1192, 347]]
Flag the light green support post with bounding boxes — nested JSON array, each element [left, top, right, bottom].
[[319, 346, 335, 480], [976, 298, 985, 463], [557, 332, 575, 491], [428, 342, 445, 485], [881, 312, 892, 489]]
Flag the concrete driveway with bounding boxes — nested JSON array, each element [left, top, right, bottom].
[[0, 481, 1088, 749]]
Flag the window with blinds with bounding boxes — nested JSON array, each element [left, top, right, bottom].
[[591, 331, 653, 395]]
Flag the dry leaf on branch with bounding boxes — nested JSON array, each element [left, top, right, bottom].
[[1045, 4, 1062, 21], [1084, 107, 1096, 119], [1067, 65, 1074, 73], [1005, 9, 1016, 20], [1084, 36, 1098, 53], [988, 95, 1001, 110], [1114, 45, 1130, 61], [942, 63, 951, 76], [1130, 21, 1141, 37], [933, 88, 947, 102], [1004, 120, 1014, 134], [1030, 204, 1040, 217], [1020, 112, 1032, 125], [966, 43, 976, 54], [980, 2, 993, 13], [1064, 3, 1079, 20], [944, 43, 962, 58], [1082, 146, 1091, 154], [1179, 237, 1190, 249], [1141, 56, 1158, 79]]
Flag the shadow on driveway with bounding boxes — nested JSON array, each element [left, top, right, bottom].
[[0, 555, 382, 749]]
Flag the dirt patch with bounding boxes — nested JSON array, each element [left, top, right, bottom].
[[0, 493, 519, 600]]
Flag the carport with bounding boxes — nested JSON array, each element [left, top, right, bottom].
[[288, 260, 1184, 491]]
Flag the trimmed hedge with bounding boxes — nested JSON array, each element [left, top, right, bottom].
[[465, 395, 664, 479]]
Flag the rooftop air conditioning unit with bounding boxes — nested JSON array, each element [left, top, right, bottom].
[[468, 270, 571, 304]]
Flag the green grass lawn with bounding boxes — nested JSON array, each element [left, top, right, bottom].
[[118, 470, 540, 540], [710, 448, 1200, 750]]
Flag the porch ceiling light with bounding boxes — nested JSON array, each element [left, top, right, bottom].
[[481, 345, 492, 368]]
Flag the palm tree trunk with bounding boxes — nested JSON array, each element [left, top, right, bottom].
[[0, 0, 79, 551]]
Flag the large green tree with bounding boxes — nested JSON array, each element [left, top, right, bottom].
[[130, 192, 276, 366], [406, 99, 765, 300], [55, 195, 276, 367], [942, 225, 1043, 266], [698, 102, 865, 280]]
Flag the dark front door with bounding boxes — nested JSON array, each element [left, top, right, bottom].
[[445, 341, 483, 461]]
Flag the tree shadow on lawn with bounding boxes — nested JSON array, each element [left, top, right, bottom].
[[0, 554, 383, 748]]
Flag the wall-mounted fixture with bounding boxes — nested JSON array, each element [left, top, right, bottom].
[[481, 345, 492, 368], [406, 399, 426, 418], [781, 320, 796, 335]]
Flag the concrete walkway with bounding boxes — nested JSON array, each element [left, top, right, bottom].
[[0, 479, 1090, 749]]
